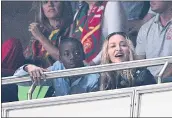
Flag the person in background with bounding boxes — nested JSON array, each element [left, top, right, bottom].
[[135, 1, 172, 82], [70, 1, 127, 66], [142, 7, 156, 24], [2, 38, 25, 103], [100, 32, 156, 90], [121, 1, 151, 47], [122, 1, 145, 21], [14, 37, 99, 98], [24, 1, 73, 68], [2, 38, 25, 77]]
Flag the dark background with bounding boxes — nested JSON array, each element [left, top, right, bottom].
[[2, 1, 35, 48]]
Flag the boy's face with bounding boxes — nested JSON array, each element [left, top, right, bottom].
[[60, 42, 84, 69]]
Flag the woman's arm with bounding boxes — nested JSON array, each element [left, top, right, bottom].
[[89, 51, 102, 66], [29, 23, 60, 61], [13, 64, 48, 86]]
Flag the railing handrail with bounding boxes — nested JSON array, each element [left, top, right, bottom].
[[2, 56, 172, 85]]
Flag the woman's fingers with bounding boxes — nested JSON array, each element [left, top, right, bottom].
[[29, 71, 34, 81], [39, 69, 48, 83], [43, 68, 49, 72], [30, 22, 39, 26], [28, 25, 39, 31], [28, 22, 40, 32], [27, 65, 47, 84], [30, 70, 42, 84], [30, 70, 38, 82], [28, 25, 43, 40], [35, 70, 42, 85], [40, 69, 46, 82]]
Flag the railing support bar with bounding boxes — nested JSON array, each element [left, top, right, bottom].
[[157, 61, 169, 84], [27, 81, 36, 100]]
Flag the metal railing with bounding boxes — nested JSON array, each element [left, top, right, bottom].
[[2, 56, 172, 85]]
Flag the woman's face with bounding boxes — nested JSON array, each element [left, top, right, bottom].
[[108, 34, 130, 63], [42, 1, 63, 19]]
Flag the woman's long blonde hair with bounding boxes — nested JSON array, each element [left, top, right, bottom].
[[30, 1, 73, 32], [100, 32, 136, 90]]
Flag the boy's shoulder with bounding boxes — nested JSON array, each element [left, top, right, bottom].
[[83, 71, 100, 83], [50, 61, 65, 71]]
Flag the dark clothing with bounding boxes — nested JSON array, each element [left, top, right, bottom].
[[2, 38, 25, 103], [103, 68, 156, 90], [2, 38, 25, 73], [1, 85, 18, 103], [133, 68, 156, 86]]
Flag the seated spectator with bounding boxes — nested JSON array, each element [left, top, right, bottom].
[[70, 1, 127, 66], [14, 37, 99, 99], [99, 32, 156, 90], [135, 1, 172, 81], [24, 1, 73, 68], [2, 38, 25, 103]]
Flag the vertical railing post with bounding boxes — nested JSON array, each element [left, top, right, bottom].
[[157, 61, 169, 84], [27, 81, 36, 100]]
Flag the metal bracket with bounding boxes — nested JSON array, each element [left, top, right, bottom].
[[157, 61, 169, 84], [27, 81, 36, 100]]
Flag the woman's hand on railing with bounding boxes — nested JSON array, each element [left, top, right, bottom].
[[24, 64, 48, 84]]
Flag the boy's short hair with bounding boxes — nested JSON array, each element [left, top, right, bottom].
[[59, 37, 85, 59]]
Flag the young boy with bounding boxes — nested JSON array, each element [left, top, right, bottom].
[[14, 37, 99, 97]]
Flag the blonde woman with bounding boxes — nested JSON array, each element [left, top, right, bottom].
[[100, 32, 156, 90], [25, 1, 73, 68]]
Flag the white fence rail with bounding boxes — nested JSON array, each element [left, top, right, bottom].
[[2, 89, 134, 117], [2, 56, 172, 85], [2, 56, 172, 117], [2, 83, 172, 117], [133, 83, 172, 117]]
